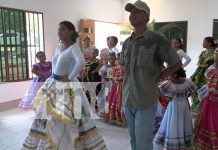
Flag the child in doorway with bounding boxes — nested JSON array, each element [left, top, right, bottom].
[[102, 53, 126, 126], [97, 48, 110, 116]]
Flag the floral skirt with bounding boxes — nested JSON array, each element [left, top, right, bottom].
[[194, 96, 218, 150], [100, 82, 126, 126]]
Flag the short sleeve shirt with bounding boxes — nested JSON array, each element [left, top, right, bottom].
[[120, 29, 180, 109]]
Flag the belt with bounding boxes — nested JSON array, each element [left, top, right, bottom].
[[52, 74, 61, 80]]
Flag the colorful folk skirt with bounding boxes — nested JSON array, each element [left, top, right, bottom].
[[194, 96, 218, 150], [22, 77, 107, 150]]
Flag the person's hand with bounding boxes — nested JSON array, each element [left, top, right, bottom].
[[79, 70, 88, 80], [102, 71, 107, 77], [156, 72, 164, 82], [59, 75, 71, 82], [84, 70, 88, 77], [194, 76, 199, 83], [91, 70, 96, 74], [165, 96, 172, 101]]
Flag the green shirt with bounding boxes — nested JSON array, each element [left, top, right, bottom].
[[120, 29, 180, 109]]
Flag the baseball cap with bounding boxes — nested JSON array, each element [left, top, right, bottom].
[[125, 0, 150, 14]]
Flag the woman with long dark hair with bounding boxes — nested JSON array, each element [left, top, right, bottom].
[[22, 21, 106, 150], [191, 36, 216, 116], [194, 48, 218, 149]]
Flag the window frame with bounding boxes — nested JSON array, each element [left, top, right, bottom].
[[0, 6, 45, 82]]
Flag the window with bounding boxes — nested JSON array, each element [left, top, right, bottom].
[[0, 7, 44, 82], [154, 21, 188, 52]]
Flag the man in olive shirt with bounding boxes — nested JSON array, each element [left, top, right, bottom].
[[120, 1, 182, 150]]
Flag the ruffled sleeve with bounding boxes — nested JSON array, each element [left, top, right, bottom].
[[159, 80, 174, 98], [32, 63, 38, 70], [184, 79, 197, 97], [159, 79, 197, 98], [205, 65, 214, 79]]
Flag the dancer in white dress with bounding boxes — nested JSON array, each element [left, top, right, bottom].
[[22, 21, 107, 150], [97, 49, 110, 116], [154, 38, 192, 136], [171, 38, 191, 68], [153, 68, 196, 149]]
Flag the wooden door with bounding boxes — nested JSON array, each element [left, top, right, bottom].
[[79, 19, 95, 49]]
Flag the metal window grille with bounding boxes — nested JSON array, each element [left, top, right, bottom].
[[0, 7, 44, 82]]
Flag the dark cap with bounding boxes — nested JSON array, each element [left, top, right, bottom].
[[125, 0, 150, 14]]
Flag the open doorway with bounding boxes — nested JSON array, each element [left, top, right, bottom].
[[79, 19, 132, 53], [95, 21, 132, 52]]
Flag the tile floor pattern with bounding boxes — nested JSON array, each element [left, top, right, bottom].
[[0, 109, 131, 150]]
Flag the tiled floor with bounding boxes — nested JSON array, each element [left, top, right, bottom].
[[0, 108, 131, 150]]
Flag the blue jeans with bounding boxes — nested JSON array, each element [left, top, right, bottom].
[[124, 103, 157, 150]]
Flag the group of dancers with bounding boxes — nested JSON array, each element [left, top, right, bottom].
[[153, 36, 218, 149], [18, 21, 218, 150]]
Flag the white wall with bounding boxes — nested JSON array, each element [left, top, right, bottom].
[[0, 0, 123, 102], [0, 81, 31, 103], [2, 0, 217, 102], [122, 0, 218, 77], [95, 21, 121, 51]]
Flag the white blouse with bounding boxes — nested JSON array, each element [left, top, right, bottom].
[[109, 46, 119, 54], [52, 43, 85, 81], [177, 49, 191, 68]]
